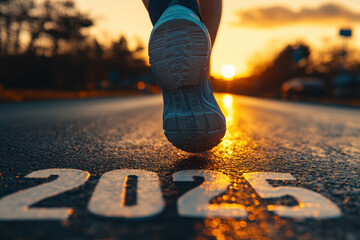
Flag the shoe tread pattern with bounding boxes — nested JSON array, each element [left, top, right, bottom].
[[149, 6, 225, 153]]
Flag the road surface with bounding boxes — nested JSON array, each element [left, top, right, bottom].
[[0, 94, 359, 240]]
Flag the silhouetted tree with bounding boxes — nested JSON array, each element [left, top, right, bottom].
[[41, 0, 93, 55], [253, 43, 311, 94], [0, 0, 35, 55], [0, 0, 151, 91], [0, 0, 93, 56]]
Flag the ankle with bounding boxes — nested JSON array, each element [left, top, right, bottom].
[[142, 0, 149, 8], [147, 0, 202, 25]]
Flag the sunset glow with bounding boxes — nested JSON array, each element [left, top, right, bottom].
[[74, 0, 360, 77]]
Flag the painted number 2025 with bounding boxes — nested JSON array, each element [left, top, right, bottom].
[[0, 169, 341, 221]]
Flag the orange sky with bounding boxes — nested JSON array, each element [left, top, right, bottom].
[[75, 0, 360, 78]]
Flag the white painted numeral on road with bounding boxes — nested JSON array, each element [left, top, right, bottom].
[[173, 170, 247, 218], [243, 172, 342, 219], [88, 169, 164, 219], [0, 169, 90, 221]]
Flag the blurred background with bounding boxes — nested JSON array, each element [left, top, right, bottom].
[[0, 0, 359, 104]]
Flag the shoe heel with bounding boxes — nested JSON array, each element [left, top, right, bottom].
[[162, 86, 226, 153]]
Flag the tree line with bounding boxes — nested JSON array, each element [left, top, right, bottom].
[[0, 0, 151, 90]]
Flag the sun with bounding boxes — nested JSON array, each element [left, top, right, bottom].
[[221, 64, 236, 79]]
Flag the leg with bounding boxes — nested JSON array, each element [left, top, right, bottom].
[[198, 0, 222, 46], [142, 0, 149, 8], [143, 0, 223, 46], [144, 0, 202, 25]]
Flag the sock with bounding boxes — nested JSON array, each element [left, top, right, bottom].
[[147, 0, 202, 25]]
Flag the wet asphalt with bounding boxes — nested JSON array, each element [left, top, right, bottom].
[[0, 94, 359, 240]]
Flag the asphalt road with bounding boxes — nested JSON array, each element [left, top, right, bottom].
[[0, 94, 359, 240]]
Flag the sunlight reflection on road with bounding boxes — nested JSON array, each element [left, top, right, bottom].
[[220, 94, 235, 154], [193, 93, 289, 240], [222, 94, 234, 127], [216, 94, 258, 158]]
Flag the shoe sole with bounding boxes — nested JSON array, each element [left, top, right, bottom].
[[149, 7, 226, 153]]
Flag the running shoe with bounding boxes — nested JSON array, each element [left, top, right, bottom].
[[149, 4, 226, 153]]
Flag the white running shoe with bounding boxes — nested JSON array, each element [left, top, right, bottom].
[[149, 5, 226, 153]]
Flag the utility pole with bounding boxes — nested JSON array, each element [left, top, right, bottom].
[[339, 29, 352, 72], [334, 28, 352, 98]]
